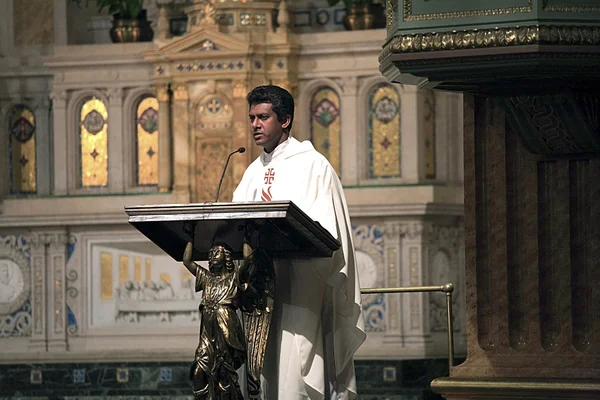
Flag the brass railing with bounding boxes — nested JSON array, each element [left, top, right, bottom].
[[360, 283, 455, 371]]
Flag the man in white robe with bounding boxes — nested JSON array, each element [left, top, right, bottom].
[[233, 85, 366, 399]]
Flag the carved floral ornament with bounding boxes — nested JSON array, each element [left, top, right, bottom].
[[0, 246, 31, 316], [380, 25, 600, 60], [383, 222, 463, 245]]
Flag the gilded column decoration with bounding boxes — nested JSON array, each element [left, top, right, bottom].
[[233, 80, 248, 99], [174, 84, 189, 101], [47, 232, 68, 350], [154, 84, 170, 102], [28, 234, 46, 343]]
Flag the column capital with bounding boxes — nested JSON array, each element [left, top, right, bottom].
[[153, 84, 170, 102], [336, 76, 358, 95], [105, 87, 124, 106], [49, 89, 68, 106], [173, 84, 189, 101]]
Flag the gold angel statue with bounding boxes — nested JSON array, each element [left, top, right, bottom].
[[183, 227, 275, 399]]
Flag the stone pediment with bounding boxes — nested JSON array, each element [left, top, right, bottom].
[[145, 29, 250, 61]]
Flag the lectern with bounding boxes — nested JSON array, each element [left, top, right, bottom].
[[125, 201, 340, 399]]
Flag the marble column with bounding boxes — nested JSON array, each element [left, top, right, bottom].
[[432, 93, 600, 399], [50, 89, 68, 195], [46, 231, 68, 352], [232, 80, 251, 189], [401, 85, 425, 183], [28, 234, 47, 352], [172, 84, 191, 203], [337, 76, 359, 186], [33, 95, 52, 196], [154, 84, 172, 192], [0, 101, 9, 201], [106, 87, 125, 193]]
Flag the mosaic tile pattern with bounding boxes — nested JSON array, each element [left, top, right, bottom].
[[0, 359, 458, 399]]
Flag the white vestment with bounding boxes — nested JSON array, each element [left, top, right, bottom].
[[233, 137, 366, 399]]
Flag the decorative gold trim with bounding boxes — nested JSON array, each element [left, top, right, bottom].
[[380, 25, 600, 60], [544, 5, 600, 13], [403, 0, 532, 22]]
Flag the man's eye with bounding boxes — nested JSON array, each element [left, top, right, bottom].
[[260, 115, 268, 120]]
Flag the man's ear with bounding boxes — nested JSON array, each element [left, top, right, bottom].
[[281, 115, 291, 129]]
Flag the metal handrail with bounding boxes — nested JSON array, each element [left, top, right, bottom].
[[360, 283, 455, 371]]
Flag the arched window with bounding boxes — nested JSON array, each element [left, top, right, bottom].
[[135, 96, 159, 186], [9, 105, 37, 194], [79, 97, 108, 188], [310, 87, 341, 173], [368, 83, 401, 179]]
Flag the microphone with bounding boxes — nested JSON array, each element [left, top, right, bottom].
[[215, 147, 246, 202]]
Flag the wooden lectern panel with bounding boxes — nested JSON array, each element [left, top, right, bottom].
[[125, 201, 340, 261]]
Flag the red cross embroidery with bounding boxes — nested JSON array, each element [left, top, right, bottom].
[[264, 168, 275, 184]]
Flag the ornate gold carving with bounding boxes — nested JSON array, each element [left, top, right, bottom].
[[386, 0, 396, 29], [380, 25, 600, 59], [173, 84, 189, 101], [544, 5, 600, 12], [402, 0, 532, 21]]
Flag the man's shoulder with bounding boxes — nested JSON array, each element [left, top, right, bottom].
[[288, 139, 332, 166]]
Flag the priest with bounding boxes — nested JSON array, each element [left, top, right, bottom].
[[233, 85, 366, 399]]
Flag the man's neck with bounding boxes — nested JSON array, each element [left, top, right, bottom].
[[264, 133, 289, 154]]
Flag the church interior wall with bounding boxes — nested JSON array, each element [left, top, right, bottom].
[[0, 0, 465, 397]]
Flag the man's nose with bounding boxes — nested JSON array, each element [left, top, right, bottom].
[[251, 118, 260, 128]]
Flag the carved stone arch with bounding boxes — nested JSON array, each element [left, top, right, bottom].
[[297, 78, 343, 142], [357, 76, 403, 183], [66, 89, 109, 192], [123, 87, 155, 189]]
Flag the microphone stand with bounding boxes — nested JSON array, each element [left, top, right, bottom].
[[215, 147, 246, 202]]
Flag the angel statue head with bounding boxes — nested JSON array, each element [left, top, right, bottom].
[[208, 243, 234, 273]]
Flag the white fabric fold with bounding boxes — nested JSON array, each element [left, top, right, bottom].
[[233, 137, 366, 399]]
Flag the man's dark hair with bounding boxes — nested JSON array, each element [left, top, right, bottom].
[[247, 85, 294, 133]]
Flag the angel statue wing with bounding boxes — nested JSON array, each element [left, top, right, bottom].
[[238, 247, 276, 398]]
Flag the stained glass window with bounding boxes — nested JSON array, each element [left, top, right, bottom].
[[80, 98, 108, 188], [310, 87, 341, 172], [9, 105, 37, 194], [368, 84, 401, 179], [136, 97, 159, 186]]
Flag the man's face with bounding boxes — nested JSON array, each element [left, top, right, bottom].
[[249, 103, 290, 153]]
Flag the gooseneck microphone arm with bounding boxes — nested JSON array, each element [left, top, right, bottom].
[[215, 147, 246, 202]]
